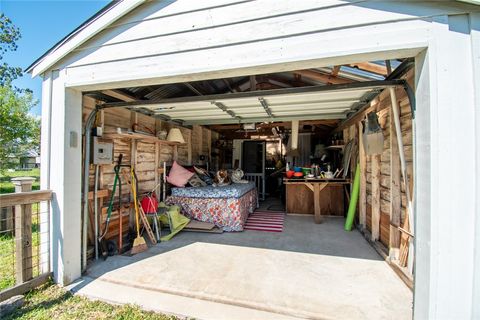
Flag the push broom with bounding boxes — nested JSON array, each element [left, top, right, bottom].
[[130, 165, 148, 254]]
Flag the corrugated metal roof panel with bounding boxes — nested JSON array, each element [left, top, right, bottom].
[[138, 86, 375, 124]]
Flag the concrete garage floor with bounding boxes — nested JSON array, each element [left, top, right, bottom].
[[69, 216, 412, 320]]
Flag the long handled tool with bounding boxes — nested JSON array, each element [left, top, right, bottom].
[[99, 154, 122, 259], [121, 168, 158, 244], [389, 87, 414, 272], [139, 205, 157, 244], [94, 164, 99, 260], [118, 162, 123, 254], [130, 165, 148, 254]]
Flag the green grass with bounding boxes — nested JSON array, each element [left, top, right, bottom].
[[3, 282, 178, 320], [0, 168, 40, 194], [0, 233, 16, 290]]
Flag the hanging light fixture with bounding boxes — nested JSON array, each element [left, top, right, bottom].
[[166, 128, 185, 144]]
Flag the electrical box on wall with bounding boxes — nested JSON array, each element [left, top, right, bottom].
[[92, 137, 114, 165]]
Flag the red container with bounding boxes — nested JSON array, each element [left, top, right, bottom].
[[293, 172, 304, 178], [286, 170, 295, 178], [141, 193, 158, 214]]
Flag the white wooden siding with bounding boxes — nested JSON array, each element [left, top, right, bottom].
[[51, 0, 472, 90]]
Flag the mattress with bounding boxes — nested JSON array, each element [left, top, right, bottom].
[[166, 188, 258, 232], [171, 181, 256, 199]]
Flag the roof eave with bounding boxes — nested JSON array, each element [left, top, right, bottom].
[[26, 0, 146, 77]]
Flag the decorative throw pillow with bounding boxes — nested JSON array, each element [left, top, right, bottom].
[[194, 166, 213, 185], [167, 161, 194, 187], [188, 173, 207, 187]]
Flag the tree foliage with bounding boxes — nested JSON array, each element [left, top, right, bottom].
[[0, 14, 39, 170], [0, 13, 22, 86], [0, 86, 39, 169]]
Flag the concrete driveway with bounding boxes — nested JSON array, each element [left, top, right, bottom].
[[69, 216, 412, 320]]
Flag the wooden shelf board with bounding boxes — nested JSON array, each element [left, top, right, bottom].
[[102, 132, 185, 146]]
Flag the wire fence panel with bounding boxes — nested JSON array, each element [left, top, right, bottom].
[[0, 191, 51, 295]]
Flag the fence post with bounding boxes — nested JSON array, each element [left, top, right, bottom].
[[12, 177, 35, 284]]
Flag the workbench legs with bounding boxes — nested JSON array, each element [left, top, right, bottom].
[[313, 183, 328, 224]]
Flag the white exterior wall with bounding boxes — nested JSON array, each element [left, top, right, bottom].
[[41, 70, 83, 285], [36, 0, 480, 318], [470, 13, 480, 320]]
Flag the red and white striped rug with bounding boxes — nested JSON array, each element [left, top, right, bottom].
[[244, 210, 285, 232]]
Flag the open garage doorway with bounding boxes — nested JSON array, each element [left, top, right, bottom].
[[74, 58, 416, 319]]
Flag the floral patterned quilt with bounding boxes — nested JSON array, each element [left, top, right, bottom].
[[165, 188, 258, 231], [171, 182, 256, 199]]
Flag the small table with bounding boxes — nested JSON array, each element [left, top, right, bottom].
[[284, 178, 351, 224]]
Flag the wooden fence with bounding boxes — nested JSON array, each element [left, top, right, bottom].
[[0, 189, 52, 301]]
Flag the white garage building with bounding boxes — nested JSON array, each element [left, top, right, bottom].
[[26, 1, 480, 319]]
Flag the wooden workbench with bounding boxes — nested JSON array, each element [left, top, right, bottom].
[[284, 178, 351, 223]]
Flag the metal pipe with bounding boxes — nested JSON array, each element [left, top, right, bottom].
[[389, 87, 415, 273], [403, 82, 416, 118], [82, 107, 98, 271]]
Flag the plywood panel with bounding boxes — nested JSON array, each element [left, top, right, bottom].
[[286, 184, 344, 216], [103, 108, 132, 128], [286, 184, 314, 214]]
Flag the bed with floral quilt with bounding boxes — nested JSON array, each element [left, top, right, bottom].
[[165, 182, 258, 231]]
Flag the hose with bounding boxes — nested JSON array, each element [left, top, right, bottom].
[[82, 108, 98, 272]]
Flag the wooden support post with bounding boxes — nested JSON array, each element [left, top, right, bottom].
[[130, 139, 137, 228], [371, 155, 381, 241], [12, 177, 35, 284], [314, 183, 322, 224], [207, 129, 212, 167], [187, 130, 192, 164], [358, 123, 367, 230], [197, 126, 203, 165], [313, 183, 328, 224], [389, 109, 401, 260], [155, 142, 160, 199], [250, 75, 256, 91]]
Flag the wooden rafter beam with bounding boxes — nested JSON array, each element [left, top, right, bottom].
[[249, 75, 257, 91], [202, 81, 217, 94], [267, 75, 311, 88], [184, 83, 203, 96], [331, 66, 341, 77], [294, 69, 353, 85], [267, 78, 292, 88], [101, 89, 137, 102], [385, 60, 392, 75], [222, 79, 235, 93], [231, 77, 250, 92], [348, 62, 387, 76]]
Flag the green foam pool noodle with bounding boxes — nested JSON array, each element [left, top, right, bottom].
[[345, 163, 361, 231]]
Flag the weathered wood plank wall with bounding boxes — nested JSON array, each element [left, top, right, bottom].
[[344, 70, 414, 252], [82, 96, 216, 242]]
